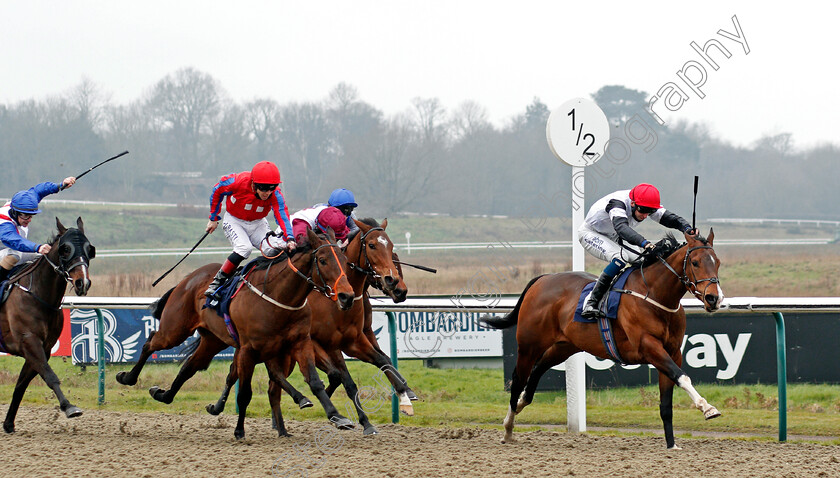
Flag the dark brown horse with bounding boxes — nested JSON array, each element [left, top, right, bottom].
[[1, 217, 94, 433], [208, 218, 415, 436], [115, 228, 356, 439], [481, 230, 723, 449]]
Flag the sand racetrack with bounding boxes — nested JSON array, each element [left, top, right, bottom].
[[2, 406, 839, 477]]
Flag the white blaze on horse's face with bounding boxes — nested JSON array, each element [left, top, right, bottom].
[[377, 236, 390, 249]]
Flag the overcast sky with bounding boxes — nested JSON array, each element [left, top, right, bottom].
[[1, 1, 835, 149]]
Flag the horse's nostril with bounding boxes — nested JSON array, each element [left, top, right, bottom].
[[705, 294, 718, 306], [384, 276, 397, 288]]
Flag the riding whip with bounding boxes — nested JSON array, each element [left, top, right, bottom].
[[394, 260, 437, 274], [692, 175, 699, 230], [152, 231, 210, 287], [61, 150, 130, 190]]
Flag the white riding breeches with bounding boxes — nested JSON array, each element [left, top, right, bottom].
[[578, 224, 641, 264], [222, 213, 271, 258], [0, 248, 40, 266]]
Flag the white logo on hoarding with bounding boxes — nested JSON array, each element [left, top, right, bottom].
[[71, 309, 141, 362]]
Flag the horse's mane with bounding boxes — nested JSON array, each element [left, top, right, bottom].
[[358, 217, 380, 227], [635, 233, 682, 267]]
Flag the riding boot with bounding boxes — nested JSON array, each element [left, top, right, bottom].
[[0, 267, 9, 282], [204, 269, 233, 298], [581, 272, 614, 318], [581, 258, 625, 319]]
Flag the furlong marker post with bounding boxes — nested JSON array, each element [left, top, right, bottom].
[[546, 98, 609, 433]]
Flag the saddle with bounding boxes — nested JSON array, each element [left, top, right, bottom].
[[574, 267, 635, 323]]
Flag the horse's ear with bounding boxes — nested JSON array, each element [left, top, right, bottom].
[[353, 219, 370, 232], [307, 228, 322, 246], [325, 227, 337, 243], [56, 217, 67, 235], [381, 218, 388, 229], [707, 227, 714, 245], [76, 217, 85, 233]]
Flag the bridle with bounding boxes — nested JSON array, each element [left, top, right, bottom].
[[648, 242, 720, 303], [346, 227, 386, 290], [7, 230, 92, 309], [253, 241, 348, 305]]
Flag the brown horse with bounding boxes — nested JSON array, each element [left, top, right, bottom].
[[1, 217, 94, 433], [481, 230, 723, 449], [208, 218, 415, 436], [115, 228, 356, 439]]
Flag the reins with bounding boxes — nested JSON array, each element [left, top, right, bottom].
[[6, 234, 89, 311], [621, 242, 718, 313], [245, 241, 348, 310], [346, 227, 386, 295]]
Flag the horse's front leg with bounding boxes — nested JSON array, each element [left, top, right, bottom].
[[345, 339, 415, 415], [293, 340, 354, 430], [18, 338, 82, 421], [641, 335, 720, 448]]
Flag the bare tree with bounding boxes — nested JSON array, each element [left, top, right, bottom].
[[276, 102, 336, 203], [145, 67, 223, 171]]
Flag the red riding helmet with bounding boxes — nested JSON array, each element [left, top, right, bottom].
[[251, 161, 281, 185], [316, 207, 349, 240], [629, 183, 661, 209]]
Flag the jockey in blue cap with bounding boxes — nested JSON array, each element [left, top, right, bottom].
[[0, 177, 76, 281], [326, 188, 359, 236]]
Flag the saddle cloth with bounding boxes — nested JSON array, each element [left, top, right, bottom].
[[573, 267, 635, 323]]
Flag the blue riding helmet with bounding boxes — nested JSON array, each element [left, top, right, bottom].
[[10, 190, 41, 214], [328, 188, 357, 208]]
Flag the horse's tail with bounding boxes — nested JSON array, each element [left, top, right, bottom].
[[480, 274, 546, 330], [150, 287, 175, 320], [179, 335, 201, 364]]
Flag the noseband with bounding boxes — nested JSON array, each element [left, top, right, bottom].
[[346, 227, 386, 285], [657, 244, 720, 301], [286, 242, 347, 302]]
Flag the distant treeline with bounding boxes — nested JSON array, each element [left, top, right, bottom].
[[1, 70, 837, 220]]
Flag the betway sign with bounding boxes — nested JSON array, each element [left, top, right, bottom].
[[501, 312, 840, 387]]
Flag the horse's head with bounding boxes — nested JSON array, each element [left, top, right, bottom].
[[306, 228, 355, 310], [53, 217, 94, 296], [350, 218, 408, 303], [682, 228, 723, 312]]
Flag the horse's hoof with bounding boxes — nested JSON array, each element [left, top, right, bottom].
[[3, 422, 14, 434], [501, 434, 514, 444], [399, 404, 414, 416], [115, 371, 136, 386], [363, 426, 378, 436], [234, 429, 245, 440], [149, 386, 172, 404], [407, 389, 419, 401], [668, 444, 683, 450], [206, 404, 221, 416], [704, 407, 721, 420], [298, 397, 313, 409], [330, 417, 355, 430], [64, 406, 83, 419], [277, 431, 292, 438]]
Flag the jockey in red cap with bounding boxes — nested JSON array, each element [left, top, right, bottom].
[[577, 183, 697, 318], [204, 161, 295, 298]]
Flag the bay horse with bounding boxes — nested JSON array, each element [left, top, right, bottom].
[[481, 230, 723, 449], [115, 228, 356, 439], [1, 217, 94, 433], [207, 218, 415, 436]]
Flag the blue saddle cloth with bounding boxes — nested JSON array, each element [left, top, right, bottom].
[[203, 273, 246, 345], [574, 267, 635, 323]]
